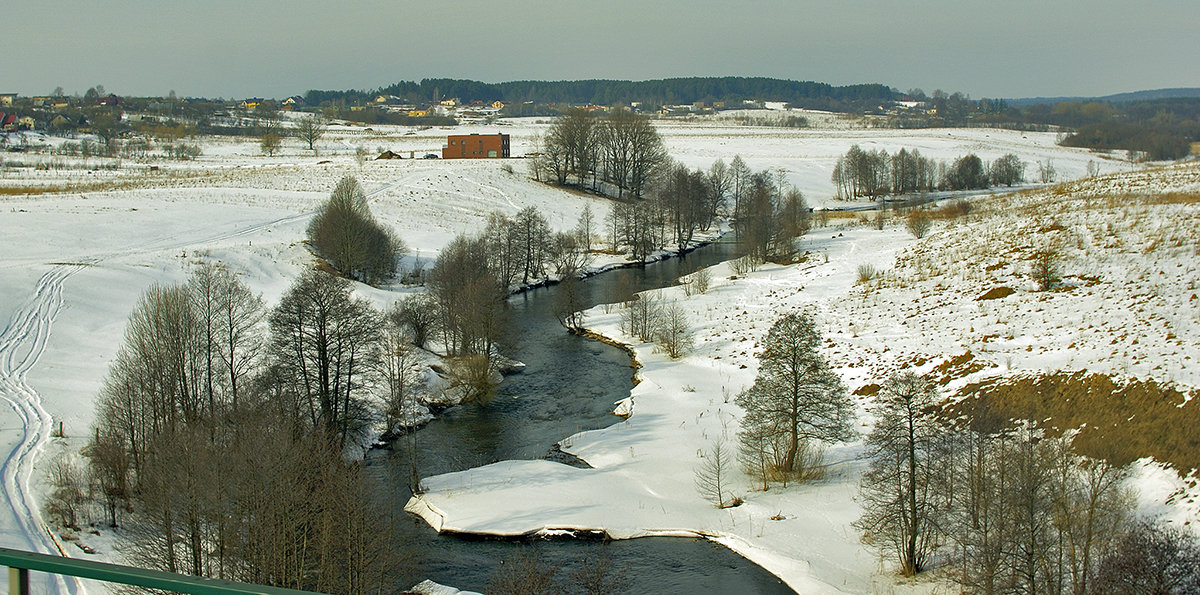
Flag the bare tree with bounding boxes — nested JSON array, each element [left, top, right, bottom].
[[295, 113, 328, 153], [307, 175, 405, 285], [691, 267, 711, 294], [575, 203, 596, 251], [655, 301, 692, 359], [695, 440, 738, 508], [45, 456, 87, 529], [426, 233, 510, 359], [267, 269, 382, 448], [260, 132, 281, 156], [855, 372, 946, 576], [989, 153, 1025, 187], [620, 290, 662, 343], [553, 275, 587, 333], [600, 110, 667, 199], [392, 293, 439, 349]]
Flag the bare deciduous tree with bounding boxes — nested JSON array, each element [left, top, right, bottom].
[[307, 175, 405, 285], [695, 440, 739, 508], [855, 372, 946, 576], [295, 113, 327, 152], [654, 301, 692, 359], [260, 132, 281, 156], [267, 269, 382, 448]]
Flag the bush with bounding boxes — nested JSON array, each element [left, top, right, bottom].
[[905, 211, 932, 238], [1092, 520, 1200, 594], [1032, 248, 1059, 290], [692, 267, 711, 294], [729, 254, 761, 276], [856, 263, 877, 284]]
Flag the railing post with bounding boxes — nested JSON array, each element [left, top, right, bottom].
[[9, 566, 30, 595]]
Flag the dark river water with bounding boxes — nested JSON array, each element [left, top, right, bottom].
[[365, 238, 794, 594]]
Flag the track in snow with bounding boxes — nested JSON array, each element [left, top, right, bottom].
[[0, 265, 84, 594]]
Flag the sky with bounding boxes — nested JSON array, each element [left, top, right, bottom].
[[7, 0, 1199, 101]]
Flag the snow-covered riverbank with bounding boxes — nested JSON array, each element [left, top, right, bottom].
[[407, 162, 1200, 593]]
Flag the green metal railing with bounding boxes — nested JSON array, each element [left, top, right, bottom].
[[1, 547, 324, 595]]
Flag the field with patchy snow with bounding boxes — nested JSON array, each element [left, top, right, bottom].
[[0, 114, 1191, 593]]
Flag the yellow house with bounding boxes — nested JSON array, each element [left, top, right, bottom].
[[408, 110, 428, 117], [492, 101, 505, 109]]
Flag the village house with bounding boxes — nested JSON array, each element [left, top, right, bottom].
[[442, 133, 510, 159]]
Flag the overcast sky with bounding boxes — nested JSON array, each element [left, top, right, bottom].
[[8, 0, 1198, 100]]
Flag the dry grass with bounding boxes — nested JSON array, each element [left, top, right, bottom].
[[945, 372, 1200, 473], [0, 179, 153, 196]]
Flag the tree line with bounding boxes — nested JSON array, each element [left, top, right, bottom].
[[831, 145, 1026, 199], [855, 371, 1200, 593], [304, 76, 898, 112], [70, 263, 408, 592]]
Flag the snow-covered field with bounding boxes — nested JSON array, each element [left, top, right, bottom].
[[407, 162, 1200, 592], [0, 115, 1190, 593]]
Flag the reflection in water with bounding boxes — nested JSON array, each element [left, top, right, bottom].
[[366, 239, 792, 594]]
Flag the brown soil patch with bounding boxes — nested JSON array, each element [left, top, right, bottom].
[[944, 372, 1200, 473], [853, 383, 881, 396], [977, 286, 1015, 301]]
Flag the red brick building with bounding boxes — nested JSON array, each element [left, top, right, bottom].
[[442, 133, 510, 159]]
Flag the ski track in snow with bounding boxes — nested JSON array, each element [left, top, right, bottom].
[[0, 265, 83, 594]]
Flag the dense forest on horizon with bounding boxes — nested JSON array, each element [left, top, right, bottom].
[[303, 76, 900, 112]]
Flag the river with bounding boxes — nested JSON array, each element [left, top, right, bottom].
[[365, 237, 793, 594]]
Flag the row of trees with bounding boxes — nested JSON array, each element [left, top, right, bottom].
[[831, 145, 1026, 199], [534, 109, 668, 200], [856, 371, 1199, 593], [306, 76, 898, 113], [722, 311, 1199, 592], [78, 264, 411, 592], [600, 157, 809, 263]]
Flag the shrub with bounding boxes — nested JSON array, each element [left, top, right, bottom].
[[729, 254, 761, 276], [692, 267, 711, 294], [856, 263, 877, 284], [905, 211, 932, 238], [1032, 248, 1059, 290]]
